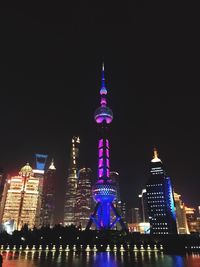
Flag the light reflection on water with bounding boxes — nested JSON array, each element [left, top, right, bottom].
[[1, 251, 200, 267]]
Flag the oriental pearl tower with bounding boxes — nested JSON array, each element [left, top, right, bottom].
[[86, 63, 127, 232]]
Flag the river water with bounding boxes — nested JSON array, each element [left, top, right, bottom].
[[1, 250, 200, 267]]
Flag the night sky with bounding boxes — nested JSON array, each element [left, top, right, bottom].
[[0, 7, 199, 223]]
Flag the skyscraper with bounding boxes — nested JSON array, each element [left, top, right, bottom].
[[146, 148, 177, 235], [75, 167, 92, 229], [138, 188, 148, 222], [40, 159, 56, 227], [174, 192, 189, 234], [1, 163, 43, 230], [33, 154, 48, 227], [86, 63, 127, 232], [64, 136, 80, 226]]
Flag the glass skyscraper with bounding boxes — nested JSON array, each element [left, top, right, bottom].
[[146, 148, 177, 235]]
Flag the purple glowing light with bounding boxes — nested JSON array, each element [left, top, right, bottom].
[[101, 97, 107, 106], [98, 158, 103, 168], [97, 179, 104, 184], [95, 115, 113, 124], [107, 169, 110, 177], [99, 139, 103, 148], [106, 149, 109, 158], [106, 159, 110, 168], [100, 87, 107, 95], [99, 148, 103, 158], [99, 168, 103, 178]]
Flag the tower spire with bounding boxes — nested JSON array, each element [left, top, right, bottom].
[[151, 147, 162, 163], [153, 147, 158, 159], [100, 62, 107, 96], [49, 158, 56, 170]]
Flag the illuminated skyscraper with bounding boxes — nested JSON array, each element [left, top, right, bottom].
[[174, 192, 189, 234], [86, 63, 127, 231], [1, 163, 43, 230], [33, 154, 48, 227], [64, 136, 80, 225], [146, 148, 177, 235], [75, 167, 92, 229], [138, 188, 148, 222], [40, 159, 56, 227]]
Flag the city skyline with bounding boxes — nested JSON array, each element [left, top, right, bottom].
[[0, 8, 200, 224]]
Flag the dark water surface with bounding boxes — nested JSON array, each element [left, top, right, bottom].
[[1, 251, 200, 267]]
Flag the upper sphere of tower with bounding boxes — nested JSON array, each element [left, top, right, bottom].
[[94, 106, 113, 124], [19, 163, 33, 177], [100, 87, 107, 95]]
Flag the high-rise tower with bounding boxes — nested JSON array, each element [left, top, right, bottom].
[[40, 159, 56, 227], [75, 167, 92, 229], [64, 136, 80, 225], [138, 188, 148, 222], [86, 64, 127, 231], [146, 148, 177, 234]]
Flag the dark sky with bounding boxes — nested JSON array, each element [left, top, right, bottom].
[[0, 7, 199, 223]]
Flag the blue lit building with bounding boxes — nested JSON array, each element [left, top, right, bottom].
[[86, 64, 127, 232], [146, 148, 177, 235]]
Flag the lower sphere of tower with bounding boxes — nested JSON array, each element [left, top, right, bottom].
[[93, 183, 117, 202]]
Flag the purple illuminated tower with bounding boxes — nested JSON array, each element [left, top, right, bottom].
[[86, 63, 127, 231]]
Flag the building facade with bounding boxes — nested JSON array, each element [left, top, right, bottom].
[[1, 163, 43, 230], [40, 159, 56, 227], [64, 136, 80, 225], [185, 206, 198, 233], [174, 192, 190, 234], [138, 188, 149, 222], [75, 167, 92, 229], [146, 148, 177, 235]]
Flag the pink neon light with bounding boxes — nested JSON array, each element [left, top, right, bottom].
[[106, 169, 110, 177], [99, 148, 103, 158], [101, 97, 107, 106], [106, 159, 110, 168], [96, 116, 112, 124], [97, 179, 104, 184], [106, 149, 109, 158], [99, 139, 103, 148], [99, 168, 103, 177], [106, 139, 109, 148], [98, 159, 103, 168]]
